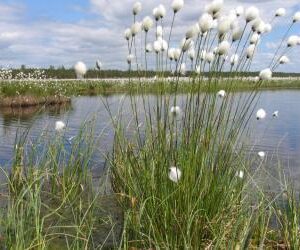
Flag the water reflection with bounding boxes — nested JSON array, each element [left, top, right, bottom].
[[0, 91, 299, 187]]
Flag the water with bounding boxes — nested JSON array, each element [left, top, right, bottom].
[[0, 90, 300, 184]]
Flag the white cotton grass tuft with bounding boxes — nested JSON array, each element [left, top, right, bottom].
[[156, 26, 163, 37], [168, 48, 175, 60], [205, 52, 215, 63], [146, 43, 153, 53], [230, 54, 239, 65], [199, 13, 214, 34], [170, 106, 181, 116], [142, 16, 154, 32], [256, 109, 266, 120], [205, 0, 223, 17], [127, 54, 134, 64], [169, 166, 182, 183], [218, 17, 232, 36], [273, 111, 279, 118], [287, 35, 299, 47], [259, 68, 272, 80], [188, 48, 196, 61], [236, 170, 244, 179], [232, 28, 243, 42], [279, 55, 290, 64], [245, 6, 259, 23], [235, 6, 244, 17], [153, 40, 162, 53], [246, 44, 256, 59], [173, 48, 181, 61], [55, 121, 66, 132], [186, 24, 199, 39], [258, 151, 266, 159], [74, 61, 87, 79], [275, 8, 286, 17], [217, 41, 230, 55], [293, 12, 300, 23], [133, 2, 142, 16], [172, 0, 184, 13], [131, 22, 142, 37], [217, 90, 226, 98], [157, 4, 166, 19], [195, 65, 201, 74], [124, 28, 131, 41], [250, 33, 260, 44]]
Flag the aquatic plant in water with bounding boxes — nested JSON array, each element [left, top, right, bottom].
[[112, 0, 300, 248]]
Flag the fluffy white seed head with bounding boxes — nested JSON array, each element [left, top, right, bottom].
[[133, 2, 142, 15], [250, 33, 260, 44], [195, 65, 201, 74], [259, 68, 272, 80], [275, 8, 286, 17], [256, 109, 266, 120], [172, 0, 184, 13], [235, 6, 244, 17], [205, 52, 215, 63], [168, 48, 175, 60], [186, 24, 199, 39], [161, 38, 168, 51], [156, 25, 163, 37], [200, 50, 206, 61], [205, 0, 224, 17], [287, 35, 299, 47], [258, 151, 265, 159], [232, 28, 243, 42], [170, 106, 181, 116], [279, 55, 289, 64], [55, 121, 66, 132], [188, 48, 196, 60], [131, 22, 141, 36], [199, 13, 214, 34], [153, 40, 162, 53], [245, 6, 259, 22], [74, 61, 87, 79], [236, 170, 244, 179], [246, 44, 256, 59], [124, 28, 131, 40], [174, 48, 181, 61], [142, 16, 154, 32], [157, 4, 166, 19], [127, 54, 134, 64], [153, 7, 160, 20], [169, 166, 182, 183], [217, 90, 226, 97], [230, 54, 239, 65], [217, 40, 230, 55], [96, 60, 102, 70], [293, 12, 300, 22], [218, 17, 232, 36], [252, 19, 265, 34], [146, 43, 153, 53]]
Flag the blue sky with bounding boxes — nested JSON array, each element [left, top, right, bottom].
[[0, 0, 299, 72]]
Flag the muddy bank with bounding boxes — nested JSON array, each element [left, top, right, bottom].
[[0, 95, 71, 107]]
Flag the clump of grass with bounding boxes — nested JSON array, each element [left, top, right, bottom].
[[0, 122, 121, 249], [110, 0, 300, 248]]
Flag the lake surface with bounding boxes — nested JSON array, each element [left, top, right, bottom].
[[0, 90, 300, 187]]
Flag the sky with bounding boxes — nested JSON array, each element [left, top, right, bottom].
[[0, 0, 299, 72]]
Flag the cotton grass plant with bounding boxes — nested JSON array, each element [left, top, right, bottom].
[[111, 0, 300, 248]]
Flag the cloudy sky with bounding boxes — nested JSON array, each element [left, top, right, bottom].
[[0, 0, 299, 72]]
